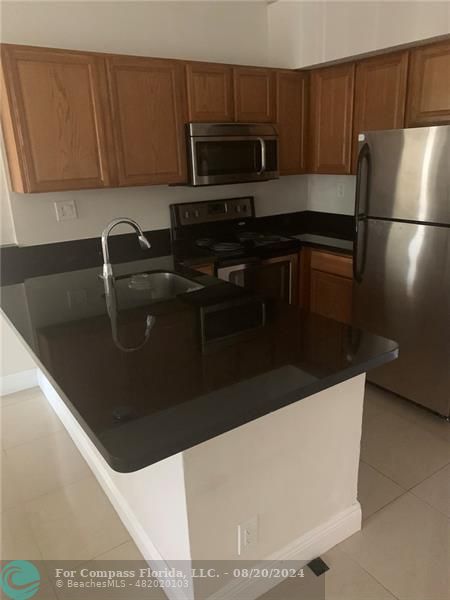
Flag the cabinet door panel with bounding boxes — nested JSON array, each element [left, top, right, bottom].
[[234, 67, 276, 122], [353, 51, 408, 170], [310, 270, 353, 324], [107, 56, 187, 186], [310, 64, 355, 174], [277, 71, 308, 174], [1, 44, 113, 192], [406, 40, 450, 126], [186, 62, 234, 122]]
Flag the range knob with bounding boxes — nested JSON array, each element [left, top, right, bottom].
[[184, 210, 190, 219]]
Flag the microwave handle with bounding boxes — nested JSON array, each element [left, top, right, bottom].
[[257, 138, 266, 175]]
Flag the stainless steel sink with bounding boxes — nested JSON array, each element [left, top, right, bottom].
[[112, 271, 204, 302]]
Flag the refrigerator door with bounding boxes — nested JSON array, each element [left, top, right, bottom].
[[360, 126, 450, 224], [353, 218, 450, 417]]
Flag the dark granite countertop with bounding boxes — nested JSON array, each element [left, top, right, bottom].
[[1, 253, 397, 472]]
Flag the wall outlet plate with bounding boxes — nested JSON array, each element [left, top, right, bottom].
[[238, 515, 258, 555], [54, 200, 78, 222], [336, 183, 345, 198]]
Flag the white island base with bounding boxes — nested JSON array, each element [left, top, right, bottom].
[[39, 370, 365, 600]]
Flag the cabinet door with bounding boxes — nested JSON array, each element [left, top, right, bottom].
[[309, 64, 355, 174], [1, 44, 113, 193], [310, 269, 353, 324], [186, 62, 234, 122], [233, 67, 276, 122], [106, 55, 187, 186], [353, 51, 408, 169], [406, 40, 450, 126], [276, 70, 308, 174]]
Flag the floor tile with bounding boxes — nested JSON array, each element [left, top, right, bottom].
[[1, 455, 24, 511], [24, 475, 117, 530], [338, 492, 450, 600], [361, 397, 450, 489], [0, 386, 42, 407], [92, 540, 144, 561], [323, 546, 396, 600], [411, 463, 450, 518], [32, 511, 129, 561], [364, 384, 450, 443], [3, 429, 91, 501], [358, 461, 405, 520], [1, 506, 42, 561], [1, 392, 63, 449]]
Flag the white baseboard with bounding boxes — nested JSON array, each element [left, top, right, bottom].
[[209, 503, 362, 600], [0, 368, 38, 396]]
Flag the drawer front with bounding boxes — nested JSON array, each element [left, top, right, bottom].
[[310, 250, 353, 278]]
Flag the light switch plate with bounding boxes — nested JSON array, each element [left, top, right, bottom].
[[238, 515, 258, 555], [54, 200, 77, 221]]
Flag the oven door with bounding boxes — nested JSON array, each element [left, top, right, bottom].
[[189, 136, 278, 186], [217, 254, 298, 304]]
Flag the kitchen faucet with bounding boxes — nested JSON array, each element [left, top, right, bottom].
[[101, 218, 154, 352], [102, 217, 151, 280]]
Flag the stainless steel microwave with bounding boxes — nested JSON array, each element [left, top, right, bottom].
[[186, 122, 279, 186]]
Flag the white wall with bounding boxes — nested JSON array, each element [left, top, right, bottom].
[[183, 373, 365, 561], [307, 175, 356, 216], [0, 1, 269, 66], [9, 177, 308, 246], [268, 1, 450, 69]]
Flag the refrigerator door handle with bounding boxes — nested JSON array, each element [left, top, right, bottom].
[[353, 142, 371, 282]]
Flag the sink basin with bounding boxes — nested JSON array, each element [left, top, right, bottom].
[[109, 271, 204, 302]]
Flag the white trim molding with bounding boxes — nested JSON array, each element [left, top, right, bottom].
[[0, 368, 38, 396], [209, 503, 361, 600]]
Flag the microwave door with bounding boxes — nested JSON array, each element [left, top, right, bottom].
[[189, 136, 277, 186]]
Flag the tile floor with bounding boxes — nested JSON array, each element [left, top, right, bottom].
[[1, 383, 449, 599]]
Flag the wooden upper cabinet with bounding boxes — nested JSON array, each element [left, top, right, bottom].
[[186, 62, 234, 122], [352, 51, 408, 170], [309, 64, 355, 174], [406, 40, 450, 126], [0, 44, 113, 193], [276, 70, 308, 175], [106, 55, 187, 186], [233, 67, 276, 122]]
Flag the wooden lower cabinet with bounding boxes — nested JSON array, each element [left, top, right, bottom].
[[300, 248, 353, 324]]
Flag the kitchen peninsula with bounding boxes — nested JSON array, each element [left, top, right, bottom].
[[1, 251, 397, 598]]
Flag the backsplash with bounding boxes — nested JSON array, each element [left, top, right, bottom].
[[4, 174, 356, 247]]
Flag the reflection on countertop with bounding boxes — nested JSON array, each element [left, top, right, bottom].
[[1, 253, 397, 472]]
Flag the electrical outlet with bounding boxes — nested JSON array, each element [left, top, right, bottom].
[[336, 183, 345, 198], [237, 516, 258, 555], [55, 200, 77, 222]]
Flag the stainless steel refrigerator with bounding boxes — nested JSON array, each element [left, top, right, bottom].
[[353, 126, 450, 418]]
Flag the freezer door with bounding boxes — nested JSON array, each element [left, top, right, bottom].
[[353, 218, 450, 416], [360, 126, 450, 224]]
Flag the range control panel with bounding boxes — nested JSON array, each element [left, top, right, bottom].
[[172, 197, 254, 226]]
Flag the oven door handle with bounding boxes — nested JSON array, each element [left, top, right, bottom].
[[257, 138, 266, 175]]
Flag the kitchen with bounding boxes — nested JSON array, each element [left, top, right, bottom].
[[1, 2, 449, 600]]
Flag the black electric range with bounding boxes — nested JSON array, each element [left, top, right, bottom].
[[170, 196, 302, 303], [170, 196, 301, 266]]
